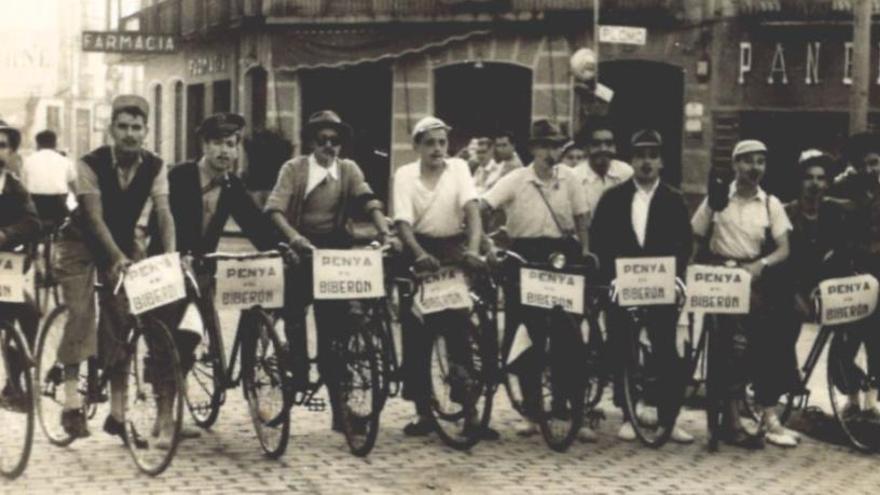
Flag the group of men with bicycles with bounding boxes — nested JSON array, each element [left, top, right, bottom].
[[2, 86, 880, 476]]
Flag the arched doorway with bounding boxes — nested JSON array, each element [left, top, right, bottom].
[[599, 61, 684, 186], [434, 62, 532, 159]]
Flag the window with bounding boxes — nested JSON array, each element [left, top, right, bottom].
[[46, 105, 61, 132], [174, 81, 184, 162], [212, 79, 232, 113], [153, 84, 163, 153]]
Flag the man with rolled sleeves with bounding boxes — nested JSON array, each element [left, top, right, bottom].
[[266, 110, 393, 432], [54, 94, 177, 443]]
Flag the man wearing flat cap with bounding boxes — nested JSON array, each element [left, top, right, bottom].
[[52, 94, 178, 444], [266, 110, 393, 433], [591, 129, 695, 445], [691, 138, 795, 448]]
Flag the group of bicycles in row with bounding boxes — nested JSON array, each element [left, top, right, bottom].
[[0, 232, 878, 480]]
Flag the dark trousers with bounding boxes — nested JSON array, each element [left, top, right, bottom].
[[608, 305, 685, 424], [0, 299, 39, 391]]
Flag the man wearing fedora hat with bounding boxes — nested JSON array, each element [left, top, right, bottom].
[[266, 109, 393, 433], [0, 121, 41, 411], [481, 118, 593, 439], [53, 94, 178, 444]]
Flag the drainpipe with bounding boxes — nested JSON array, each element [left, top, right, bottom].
[[850, 0, 872, 133]]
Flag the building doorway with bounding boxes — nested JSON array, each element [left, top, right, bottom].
[[599, 61, 684, 186], [186, 83, 205, 161], [299, 64, 393, 203], [434, 62, 532, 160]]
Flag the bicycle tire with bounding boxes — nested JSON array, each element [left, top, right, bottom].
[[501, 322, 528, 418], [704, 318, 724, 452], [336, 323, 381, 457], [826, 337, 879, 452], [0, 323, 35, 479], [622, 322, 674, 448], [124, 318, 185, 476], [240, 309, 290, 459], [34, 305, 76, 447], [536, 310, 585, 453], [185, 301, 226, 429]]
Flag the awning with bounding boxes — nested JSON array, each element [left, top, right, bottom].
[[736, 0, 880, 15], [271, 26, 491, 71]]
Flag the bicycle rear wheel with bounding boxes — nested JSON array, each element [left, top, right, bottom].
[[35, 305, 79, 447], [0, 324, 34, 479], [502, 322, 528, 419], [185, 302, 226, 429], [827, 335, 880, 452], [336, 323, 381, 457], [622, 323, 673, 448], [124, 318, 184, 476], [241, 309, 290, 459], [536, 312, 584, 453]]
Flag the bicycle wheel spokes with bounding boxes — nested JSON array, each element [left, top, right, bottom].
[[0, 326, 35, 479], [827, 342, 880, 452], [429, 332, 479, 450], [338, 328, 380, 457], [124, 320, 184, 476], [185, 307, 224, 429], [242, 310, 289, 459], [537, 328, 584, 453], [35, 305, 78, 447], [623, 328, 669, 447]]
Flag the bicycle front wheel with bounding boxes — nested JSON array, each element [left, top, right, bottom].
[[185, 302, 226, 429], [622, 323, 673, 448], [536, 312, 584, 453], [336, 321, 381, 457], [124, 318, 185, 476], [240, 309, 290, 459], [827, 333, 880, 452], [35, 305, 77, 447], [0, 323, 35, 479]]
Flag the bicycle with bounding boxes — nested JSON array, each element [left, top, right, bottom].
[[35, 260, 186, 476], [30, 223, 62, 314], [0, 252, 37, 479], [778, 274, 880, 452], [398, 261, 496, 451], [177, 249, 293, 459], [496, 249, 596, 452]]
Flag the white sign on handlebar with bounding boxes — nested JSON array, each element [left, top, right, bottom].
[[215, 256, 284, 310], [313, 249, 385, 300], [819, 274, 879, 326], [0, 253, 27, 303], [614, 257, 677, 306], [413, 267, 472, 316], [519, 268, 585, 315], [685, 265, 751, 314], [124, 253, 186, 315]]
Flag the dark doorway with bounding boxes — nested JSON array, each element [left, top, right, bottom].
[[299, 64, 393, 203], [186, 83, 205, 160], [244, 67, 268, 132], [740, 111, 848, 202], [434, 62, 532, 160], [599, 61, 685, 186], [212, 79, 232, 114]]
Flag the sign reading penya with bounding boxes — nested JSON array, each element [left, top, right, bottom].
[[685, 265, 751, 314], [614, 257, 677, 306], [819, 274, 879, 326], [216, 256, 284, 310], [313, 249, 384, 300]]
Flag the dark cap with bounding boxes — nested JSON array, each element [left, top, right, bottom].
[[111, 94, 150, 118], [0, 120, 21, 151], [198, 113, 246, 139], [630, 129, 663, 148], [528, 119, 567, 146], [302, 110, 353, 143]]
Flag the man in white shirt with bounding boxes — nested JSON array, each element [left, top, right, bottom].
[[21, 130, 76, 230], [572, 120, 633, 223]]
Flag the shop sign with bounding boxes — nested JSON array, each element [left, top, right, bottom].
[[82, 31, 177, 54], [188, 54, 229, 77]]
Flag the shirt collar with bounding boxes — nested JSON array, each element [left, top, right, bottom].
[[198, 157, 228, 191], [579, 159, 626, 183], [527, 162, 560, 186], [110, 146, 143, 169], [309, 154, 339, 180], [634, 178, 660, 196], [728, 181, 767, 202]]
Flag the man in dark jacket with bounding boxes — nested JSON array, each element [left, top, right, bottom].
[[590, 129, 694, 444]]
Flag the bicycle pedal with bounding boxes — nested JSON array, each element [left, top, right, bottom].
[[306, 396, 326, 412]]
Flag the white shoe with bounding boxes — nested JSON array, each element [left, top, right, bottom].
[[765, 430, 797, 448], [617, 422, 636, 441], [636, 408, 658, 427], [765, 412, 800, 442], [516, 419, 538, 437], [578, 426, 598, 443], [669, 426, 694, 444]]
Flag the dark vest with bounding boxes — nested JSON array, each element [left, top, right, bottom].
[[75, 145, 162, 258]]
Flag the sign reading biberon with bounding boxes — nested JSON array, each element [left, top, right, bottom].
[[413, 267, 472, 315], [0, 253, 27, 303], [520, 268, 585, 315], [215, 256, 284, 310], [614, 257, 677, 306], [123, 253, 186, 315], [685, 265, 751, 314], [313, 249, 384, 300], [819, 274, 879, 326], [82, 31, 178, 54]]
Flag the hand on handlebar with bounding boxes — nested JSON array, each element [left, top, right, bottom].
[[414, 252, 441, 273], [461, 250, 488, 273], [110, 255, 132, 287], [581, 250, 600, 271], [278, 242, 302, 266]]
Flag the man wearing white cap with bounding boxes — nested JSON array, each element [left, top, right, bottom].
[[392, 116, 494, 439], [691, 139, 795, 448]]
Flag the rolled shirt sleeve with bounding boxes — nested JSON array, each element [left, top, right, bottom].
[[265, 161, 296, 214], [691, 198, 712, 237], [392, 166, 415, 226], [75, 159, 101, 196], [150, 162, 169, 199], [482, 172, 514, 210], [768, 195, 793, 240]]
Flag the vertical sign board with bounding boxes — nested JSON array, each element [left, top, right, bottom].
[[684, 265, 751, 314], [0, 253, 27, 303], [215, 256, 285, 310], [819, 274, 879, 325], [313, 249, 385, 300], [614, 257, 677, 306]]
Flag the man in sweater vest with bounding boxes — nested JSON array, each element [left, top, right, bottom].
[[266, 110, 393, 432], [54, 94, 177, 444], [0, 122, 41, 411]]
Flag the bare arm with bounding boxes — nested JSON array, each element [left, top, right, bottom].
[[396, 220, 427, 260], [463, 199, 483, 255], [80, 194, 127, 265]]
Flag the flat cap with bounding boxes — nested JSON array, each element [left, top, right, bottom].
[[412, 116, 451, 141], [631, 129, 663, 148], [198, 113, 246, 139], [732, 139, 767, 159], [111, 94, 150, 117]]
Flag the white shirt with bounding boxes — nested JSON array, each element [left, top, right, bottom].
[[393, 157, 478, 237], [305, 154, 339, 197], [572, 158, 633, 223], [631, 179, 660, 247], [0, 169, 7, 193], [21, 149, 76, 195]]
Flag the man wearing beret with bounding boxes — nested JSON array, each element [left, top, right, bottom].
[[266, 110, 393, 433], [53, 94, 178, 444], [150, 113, 280, 435]]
